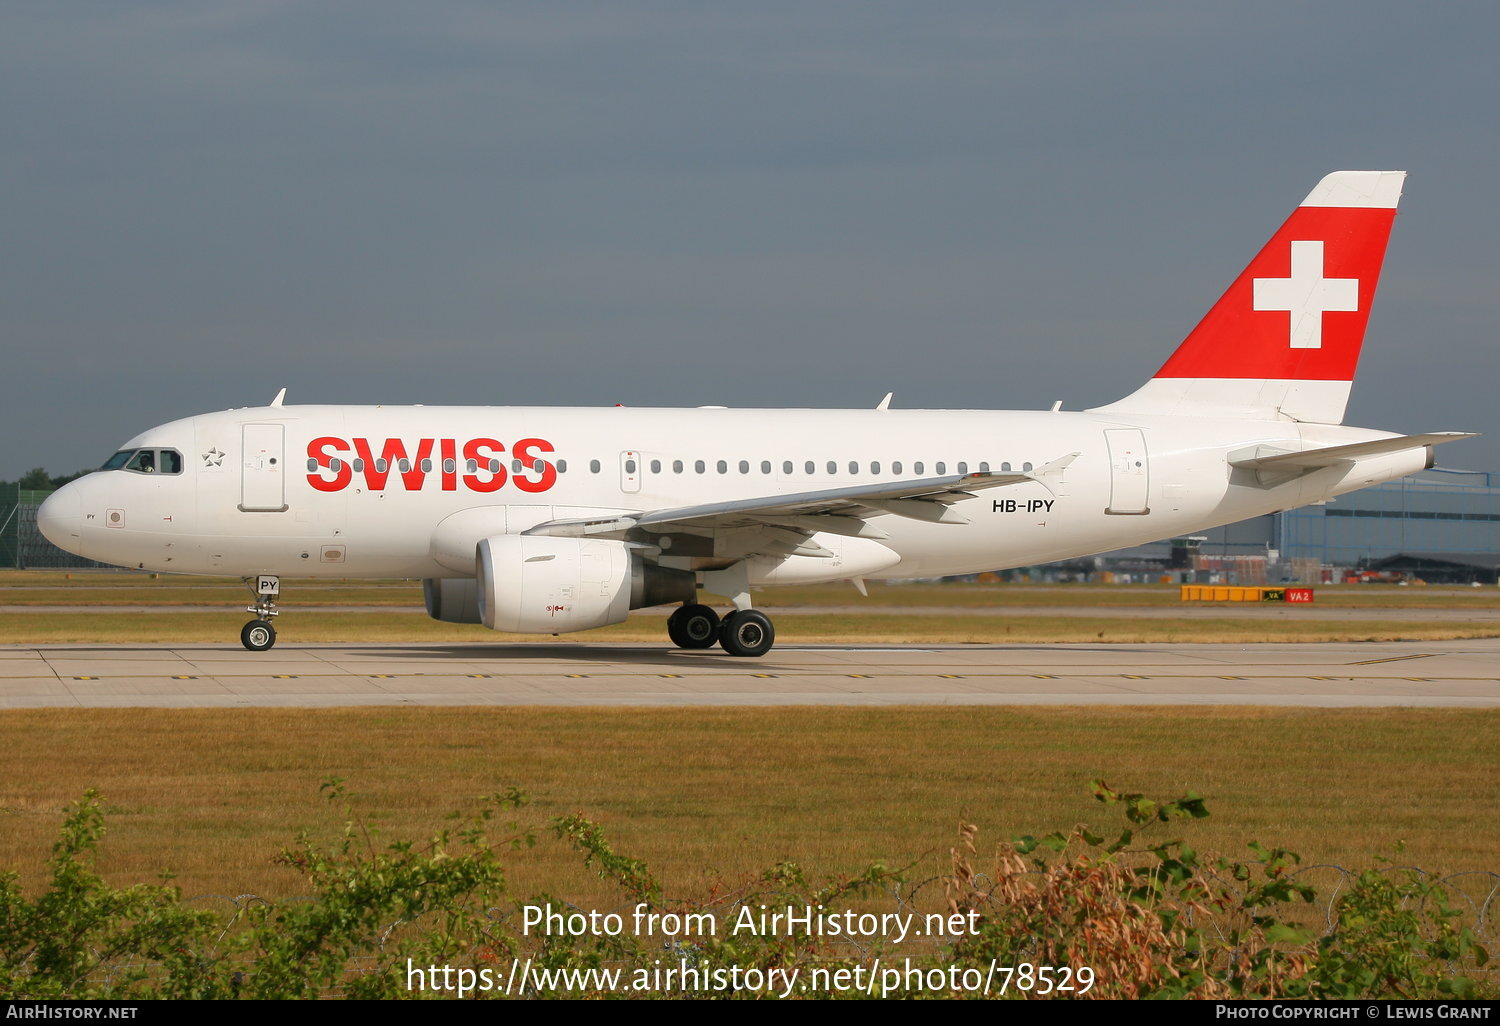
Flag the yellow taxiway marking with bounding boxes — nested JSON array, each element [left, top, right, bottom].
[[27, 671, 1495, 683], [1350, 653, 1436, 666]]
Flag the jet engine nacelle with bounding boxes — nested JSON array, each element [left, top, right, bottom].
[[466, 535, 694, 634]]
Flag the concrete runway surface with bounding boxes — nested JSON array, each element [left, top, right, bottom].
[[2, 639, 1498, 708]]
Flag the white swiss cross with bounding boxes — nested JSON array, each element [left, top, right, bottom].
[[1252, 240, 1358, 349]]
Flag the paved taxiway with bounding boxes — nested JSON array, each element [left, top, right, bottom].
[[2, 639, 1498, 708]]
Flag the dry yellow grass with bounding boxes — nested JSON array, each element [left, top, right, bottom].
[[0, 707, 1494, 910], [7, 571, 1500, 609], [2, 609, 1495, 646], [4, 572, 1497, 647]]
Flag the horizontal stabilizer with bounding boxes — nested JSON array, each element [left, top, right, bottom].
[[1228, 432, 1475, 471]]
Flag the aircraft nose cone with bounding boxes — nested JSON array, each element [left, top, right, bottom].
[[36, 484, 83, 554]]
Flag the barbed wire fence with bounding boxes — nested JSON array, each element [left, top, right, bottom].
[[0, 487, 103, 569]]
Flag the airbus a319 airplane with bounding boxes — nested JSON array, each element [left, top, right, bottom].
[[38, 171, 1473, 656]]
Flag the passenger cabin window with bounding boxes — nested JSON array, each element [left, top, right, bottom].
[[936, 461, 946, 474], [695, 460, 706, 474], [892, 461, 902, 474], [589, 460, 601, 473], [914, 461, 924, 474], [650, 459, 661, 473], [739, 460, 750, 474], [782, 461, 793, 474], [673, 460, 684, 473], [826, 461, 837, 475], [761, 461, 772, 474], [556, 459, 568, 473], [871, 461, 881, 474], [717, 460, 728, 474]]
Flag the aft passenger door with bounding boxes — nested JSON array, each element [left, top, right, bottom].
[[1104, 429, 1150, 515]]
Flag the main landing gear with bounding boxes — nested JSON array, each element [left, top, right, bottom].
[[719, 609, 774, 657], [666, 604, 719, 649], [241, 574, 280, 652], [665, 602, 776, 658]]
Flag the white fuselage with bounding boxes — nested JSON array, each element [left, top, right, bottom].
[[41, 403, 1424, 584]]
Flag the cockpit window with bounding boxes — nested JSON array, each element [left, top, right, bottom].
[[103, 448, 184, 475]]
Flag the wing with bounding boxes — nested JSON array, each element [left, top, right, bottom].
[[525, 453, 1080, 553]]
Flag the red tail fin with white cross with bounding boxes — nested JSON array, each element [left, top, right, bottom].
[[1091, 170, 1405, 425]]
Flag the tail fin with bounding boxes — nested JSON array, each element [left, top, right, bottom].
[[1091, 170, 1405, 425]]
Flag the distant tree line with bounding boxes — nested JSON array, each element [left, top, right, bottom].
[[1, 468, 92, 493]]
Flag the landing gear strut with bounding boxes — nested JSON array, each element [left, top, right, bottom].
[[241, 574, 280, 651], [679, 564, 777, 657]]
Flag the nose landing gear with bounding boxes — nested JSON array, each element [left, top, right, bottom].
[[240, 620, 276, 651], [241, 574, 280, 651]]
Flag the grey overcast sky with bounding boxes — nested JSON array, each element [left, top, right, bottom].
[[4, 1, 1497, 480]]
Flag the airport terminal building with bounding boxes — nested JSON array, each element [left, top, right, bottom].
[[1278, 468, 1500, 580], [1080, 468, 1500, 585]]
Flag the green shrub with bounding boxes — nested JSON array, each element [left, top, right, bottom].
[[942, 780, 1490, 999], [0, 781, 1490, 999]]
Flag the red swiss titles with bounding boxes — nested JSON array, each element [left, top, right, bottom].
[[306, 437, 557, 493]]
